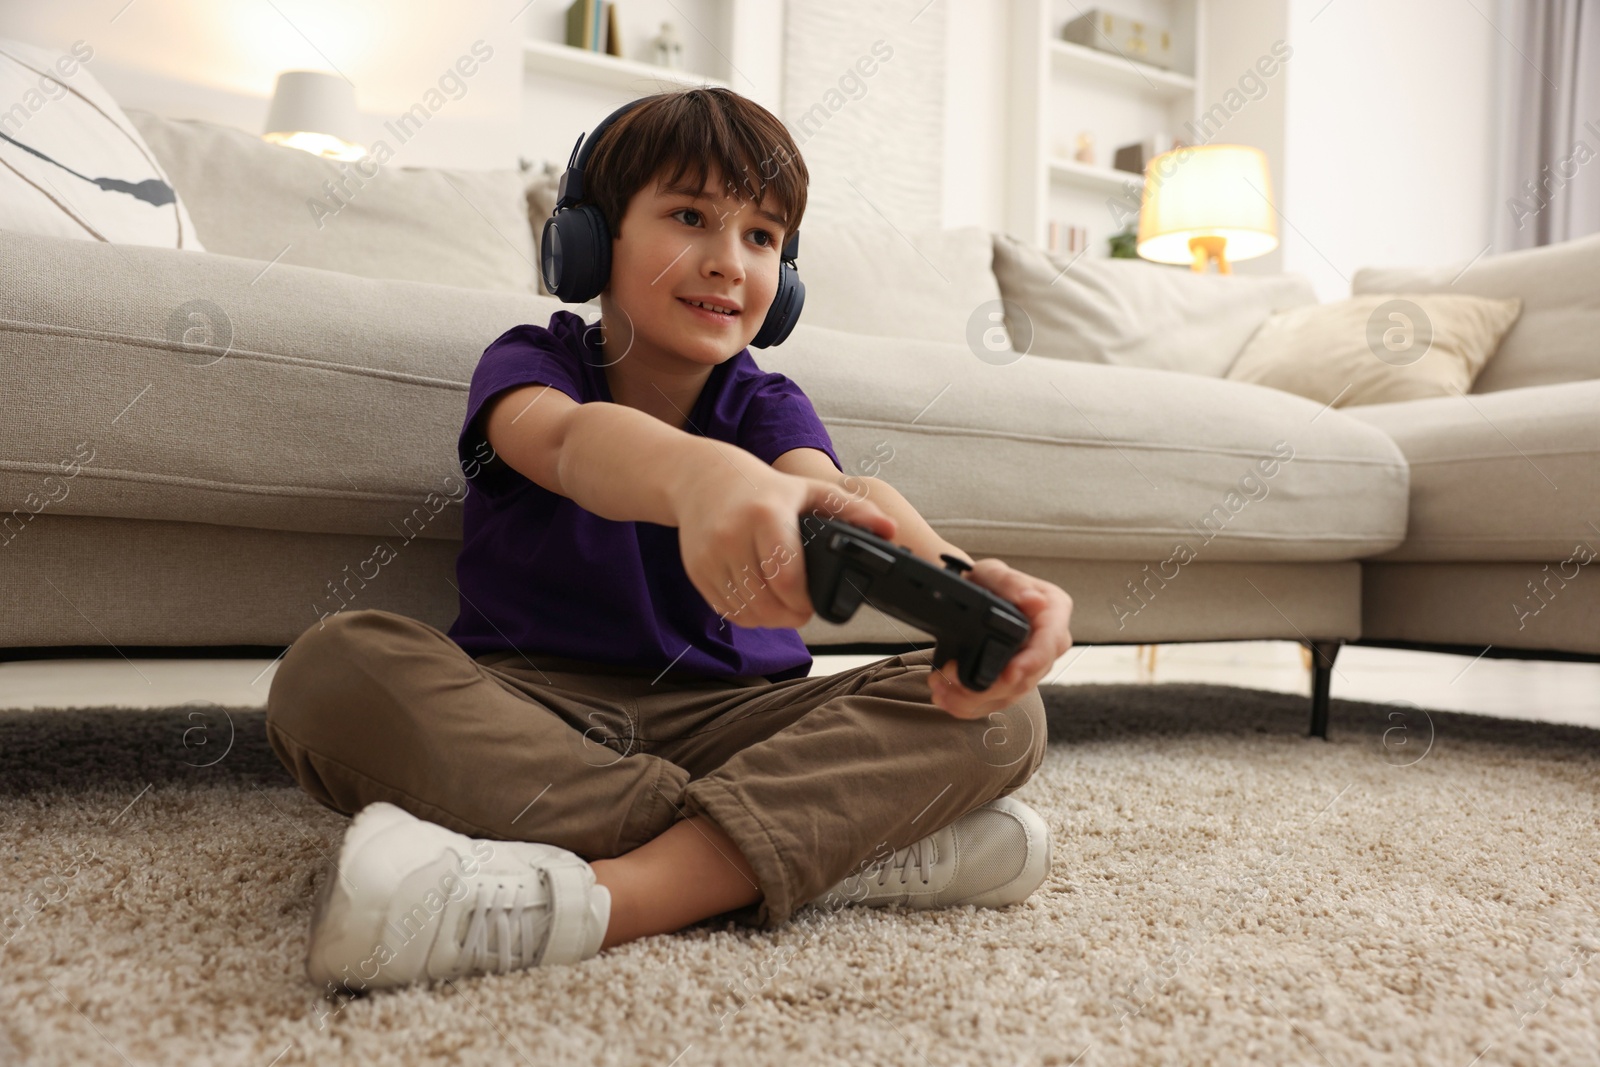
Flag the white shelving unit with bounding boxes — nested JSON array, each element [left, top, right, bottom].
[[1007, 0, 1206, 257], [522, 37, 731, 92], [517, 0, 783, 177]]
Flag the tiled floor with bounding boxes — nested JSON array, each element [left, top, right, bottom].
[[2, 641, 1596, 728]]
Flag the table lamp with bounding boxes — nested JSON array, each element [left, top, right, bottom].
[[263, 71, 366, 161], [1136, 144, 1278, 273]]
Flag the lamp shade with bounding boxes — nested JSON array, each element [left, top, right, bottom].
[[263, 70, 365, 161], [1136, 144, 1278, 266]]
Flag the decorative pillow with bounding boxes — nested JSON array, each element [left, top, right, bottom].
[[1353, 233, 1600, 393], [795, 219, 1004, 347], [1224, 293, 1523, 407], [127, 109, 537, 294], [0, 38, 203, 250], [990, 233, 1318, 376]]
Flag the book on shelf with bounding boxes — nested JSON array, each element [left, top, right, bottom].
[[1047, 220, 1089, 256], [565, 0, 622, 56]]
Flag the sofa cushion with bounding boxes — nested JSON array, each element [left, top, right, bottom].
[[1344, 380, 1600, 562], [990, 233, 1318, 377], [1225, 293, 1523, 407], [0, 38, 204, 251], [1352, 232, 1600, 393], [795, 220, 1002, 347], [0, 229, 1408, 572], [126, 109, 537, 294], [761, 321, 1409, 563]]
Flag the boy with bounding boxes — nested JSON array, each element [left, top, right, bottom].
[[265, 87, 1074, 993]]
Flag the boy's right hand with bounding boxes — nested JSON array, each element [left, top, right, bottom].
[[673, 455, 897, 629]]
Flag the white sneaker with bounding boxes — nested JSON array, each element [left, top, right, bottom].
[[306, 802, 611, 991], [822, 796, 1052, 910]]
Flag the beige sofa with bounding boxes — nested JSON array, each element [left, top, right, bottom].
[[1, 111, 1594, 738]]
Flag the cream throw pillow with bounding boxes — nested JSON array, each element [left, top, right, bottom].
[[127, 109, 536, 294], [1224, 293, 1523, 406]]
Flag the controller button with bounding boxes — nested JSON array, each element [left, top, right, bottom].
[[940, 553, 973, 576]]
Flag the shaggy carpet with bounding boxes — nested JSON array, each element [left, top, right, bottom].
[[3, 684, 1599, 1067]]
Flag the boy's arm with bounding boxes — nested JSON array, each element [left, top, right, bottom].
[[480, 384, 897, 627], [771, 448, 972, 567]]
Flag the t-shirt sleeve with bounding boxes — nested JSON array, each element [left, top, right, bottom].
[[458, 324, 585, 500], [737, 373, 842, 472]]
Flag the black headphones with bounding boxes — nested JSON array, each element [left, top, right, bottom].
[[540, 97, 805, 348]]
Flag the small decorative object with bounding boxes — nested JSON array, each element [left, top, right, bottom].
[[1108, 224, 1138, 259], [1062, 8, 1175, 70], [1074, 131, 1095, 165], [1112, 132, 1184, 176], [650, 21, 684, 69]]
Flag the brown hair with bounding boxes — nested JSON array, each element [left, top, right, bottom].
[[579, 87, 808, 246]]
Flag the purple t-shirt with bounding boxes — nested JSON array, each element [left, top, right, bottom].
[[447, 309, 841, 681]]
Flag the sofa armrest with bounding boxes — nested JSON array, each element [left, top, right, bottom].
[[0, 230, 560, 541]]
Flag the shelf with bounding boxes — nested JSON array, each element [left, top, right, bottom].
[[1049, 157, 1145, 194], [1050, 39, 1195, 98], [523, 38, 728, 93]]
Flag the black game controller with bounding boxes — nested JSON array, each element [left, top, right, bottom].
[[800, 514, 1032, 692]]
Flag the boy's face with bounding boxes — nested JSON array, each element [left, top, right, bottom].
[[599, 165, 787, 371]]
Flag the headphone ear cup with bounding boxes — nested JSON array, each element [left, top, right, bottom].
[[751, 262, 804, 348], [541, 205, 613, 303]]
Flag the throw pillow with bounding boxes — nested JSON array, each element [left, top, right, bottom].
[[990, 233, 1317, 377], [1224, 293, 1523, 407], [1353, 232, 1600, 393], [127, 109, 537, 294], [0, 38, 203, 250]]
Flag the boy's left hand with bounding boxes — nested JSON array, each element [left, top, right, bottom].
[[927, 559, 1074, 719]]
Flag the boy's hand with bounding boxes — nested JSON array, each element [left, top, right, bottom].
[[926, 559, 1074, 719], [675, 457, 897, 630]]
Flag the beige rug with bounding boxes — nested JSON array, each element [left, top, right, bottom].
[[4, 683, 1599, 1066]]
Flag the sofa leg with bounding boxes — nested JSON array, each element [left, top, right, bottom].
[[1307, 639, 1343, 740]]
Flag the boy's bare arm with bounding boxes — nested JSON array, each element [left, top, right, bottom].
[[484, 383, 763, 526], [481, 384, 897, 627]]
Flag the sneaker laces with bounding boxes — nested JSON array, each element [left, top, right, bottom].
[[455, 877, 549, 974], [872, 838, 933, 888]]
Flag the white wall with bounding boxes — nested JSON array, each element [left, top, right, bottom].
[[942, 0, 1009, 231], [1278, 0, 1498, 300]]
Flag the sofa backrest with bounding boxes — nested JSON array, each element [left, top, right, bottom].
[[127, 109, 537, 295], [1352, 232, 1600, 393], [990, 233, 1319, 377]]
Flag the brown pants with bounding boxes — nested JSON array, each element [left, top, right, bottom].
[[265, 608, 1048, 928]]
